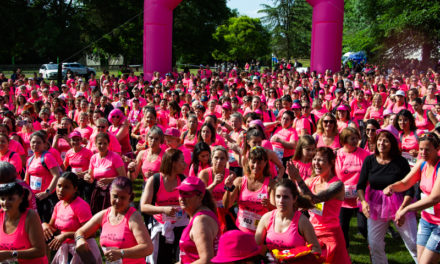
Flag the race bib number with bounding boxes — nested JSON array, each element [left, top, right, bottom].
[[30, 176, 43, 191], [94, 167, 111, 174], [344, 185, 358, 199], [273, 147, 284, 161], [162, 206, 184, 222], [228, 152, 236, 163], [72, 167, 83, 173], [239, 210, 262, 231], [310, 202, 325, 216], [421, 193, 435, 215]]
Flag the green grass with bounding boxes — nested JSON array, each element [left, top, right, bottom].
[[348, 217, 413, 264]]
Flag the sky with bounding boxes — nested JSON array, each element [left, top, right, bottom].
[[226, 0, 271, 18]]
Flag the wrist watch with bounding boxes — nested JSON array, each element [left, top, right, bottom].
[[224, 184, 235, 192], [45, 189, 51, 194], [12, 251, 18, 258]]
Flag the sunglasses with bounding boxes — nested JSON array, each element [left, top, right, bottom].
[[366, 128, 376, 132], [323, 120, 335, 124], [301, 106, 310, 109], [97, 125, 106, 129]]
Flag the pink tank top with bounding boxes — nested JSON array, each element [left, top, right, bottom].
[[100, 207, 145, 264], [141, 149, 164, 181], [292, 160, 312, 180], [415, 110, 434, 131], [316, 134, 341, 149], [0, 209, 49, 264], [153, 174, 182, 224], [369, 107, 384, 124], [183, 134, 198, 152], [266, 210, 306, 251], [207, 167, 229, 208], [400, 131, 419, 152], [109, 125, 131, 154], [308, 176, 342, 231], [420, 161, 440, 224], [179, 210, 220, 264], [236, 176, 270, 233]]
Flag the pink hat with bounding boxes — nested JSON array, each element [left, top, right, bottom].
[[383, 109, 393, 116], [222, 102, 232, 110], [108, 109, 126, 123], [164, 128, 180, 138], [254, 109, 263, 115], [336, 105, 350, 111], [175, 176, 206, 196], [365, 90, 372, 95], [211, 230, 262, 263], [68, 131, 82, 139], [377, 124, 400, 143], [249, 119, 265, 131], [292, 103, 301, 109], [318, 90, 325, 94]]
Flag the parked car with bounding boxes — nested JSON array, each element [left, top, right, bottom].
[[62, 62, 96, 77], [39, 63, 66, 79]]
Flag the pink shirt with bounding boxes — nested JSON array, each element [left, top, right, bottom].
[[335, 147, 369, 208], [271, 127, 298, 158], [64, 147, 93, 174], [293, 117, 312, 135], [316, 134, 341, 149], [153, 174, 182, 224], [141, 149, 164, 181], [179, 210, 219, 264], [420, 161, 440, 225], [292, 160, 312, 181], [74, 126, 93, 140], [0, 150, 22, 176], [9, 139, 26, 156], [236, 176, 270, 233], [0, 209, 49, 264], [265, 210, 306, 251], [100, 207, 145, 264], [89, 151, 124, 180], [87, 131, 122, 154], [26, 152, 58, 194], [52, 197, 92, 243]]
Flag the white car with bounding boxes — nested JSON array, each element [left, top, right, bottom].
[[39, 63, 66, 79], [62, 62, 95, 77]]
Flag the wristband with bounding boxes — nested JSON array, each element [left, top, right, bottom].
[[121, 249, 125, 258], [75, 235, 84, 242], [224, 185, 235, 192]]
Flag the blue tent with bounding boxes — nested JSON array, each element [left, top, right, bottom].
[[342, 51, 367, 64]]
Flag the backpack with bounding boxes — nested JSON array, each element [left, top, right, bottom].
[[27, 151, 49, 171], [150, 173, 186, 205]]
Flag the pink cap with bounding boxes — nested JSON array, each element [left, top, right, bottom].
[[318, 90, 325, 94], [292, 103, 301, 109], [254, 109, 263, 115], [377, 124, 400, 143], [68, 131, 82, 139], [383, 109, 393, 116], [164, 128, 180, 138], [336, 105, 350, 111], [211, 230, 262, 263], [175, 177, 206, 195], [249, 119, 265, 131], [365, 90, 372, 95], [222, 102, 232, 110]]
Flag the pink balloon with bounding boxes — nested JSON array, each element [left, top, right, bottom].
[[307, 0, 344, 74], [143, 0, 182, 81]]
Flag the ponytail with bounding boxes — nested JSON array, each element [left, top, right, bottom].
[[201, 190, 217, 215]]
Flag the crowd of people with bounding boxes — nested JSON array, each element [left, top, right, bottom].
[[0, 63, 440, 264]]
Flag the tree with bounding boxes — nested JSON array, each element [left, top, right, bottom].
[[212, 16, 270, 63], [173, 0, 232, 65], [258, 0, 312, 60], [343, 0, 440, 66]]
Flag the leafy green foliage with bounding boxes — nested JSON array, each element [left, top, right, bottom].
[[258, 0, 312, 59], [212, 16, 270, 63]]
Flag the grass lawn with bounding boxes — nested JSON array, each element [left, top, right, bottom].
[[132, 176, 413, 263]]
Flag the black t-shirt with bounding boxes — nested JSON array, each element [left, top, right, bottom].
[[357, 154, 414, 197]]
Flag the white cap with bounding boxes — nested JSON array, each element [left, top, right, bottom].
[[395, 90, 405, 97]]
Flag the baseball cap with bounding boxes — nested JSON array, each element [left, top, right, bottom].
[[164, 128, 181, 138]]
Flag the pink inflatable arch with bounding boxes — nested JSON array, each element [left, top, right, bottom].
[[307, 0, 345, 74], [143, 0, 182, 81], [143, 0, 344, 79]]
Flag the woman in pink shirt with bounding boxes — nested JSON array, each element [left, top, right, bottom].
[[223, 147, 276, 234], [292, 135, 316, 181], [313, 113, 341, 150], [84, 132, 126, 214], [336, 104, 357, 133], [24, 131, 61, 223], [411, 97, 438, 132], [189, 142, 211, 178], [255, 179, 321, 261], [0, 133, 22, 176], [364, 93, 384, 125], [335, 128, 370, 248], [395, 109, 420, 157], [42, 172, 101, 263], [0, 181, 48, 263], [287, 147, 351, 264], [74, 112, 93, 143], [18, 117, 35, 157], [108, 109, 132, 156], [385, 133, 440, 264], [360, 119, 381, 154], [75, 177, 153, 264], [271, 110, 299, 166], [52, 117, 74, 160], [128, 126, 165, 181]]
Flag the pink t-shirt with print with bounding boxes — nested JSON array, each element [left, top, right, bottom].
[[89, 151, 124, 180]]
